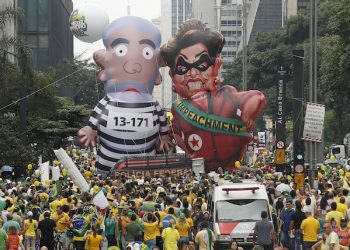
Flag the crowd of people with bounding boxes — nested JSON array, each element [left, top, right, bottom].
[[0, 147, 350, 250]]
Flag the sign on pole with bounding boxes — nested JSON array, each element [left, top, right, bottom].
[[275, 67, 286, 172], [303, 102, 325, 142]]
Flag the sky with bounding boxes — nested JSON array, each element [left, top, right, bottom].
[[72, 0, 161, 60]]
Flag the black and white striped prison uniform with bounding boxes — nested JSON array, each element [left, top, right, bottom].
[[88, 96, 168, 177]]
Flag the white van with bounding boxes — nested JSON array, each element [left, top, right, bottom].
[[207, 179, 272, 249]]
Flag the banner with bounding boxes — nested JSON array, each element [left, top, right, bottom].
[[303, 102, 325, 142], [173, 99, 250, 137], [257, 131, 266, 148], [113, 154, 194, 178]]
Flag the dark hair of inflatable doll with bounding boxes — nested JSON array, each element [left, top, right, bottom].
[[161, 19, 225, 69]]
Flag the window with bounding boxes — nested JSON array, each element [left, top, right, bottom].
[[225, 41, 240, 46], [216, 199, 270, 222], [221, 30, 242, 37], [221, 20, 242, 26], [222, 51, 236, 57], [38, 0, 48, 31], [27, 0, 38, 31]]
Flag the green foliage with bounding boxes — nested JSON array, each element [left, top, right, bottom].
[[0, 62, 93, 165], [0, 116, 35, 167], [52, 59, 102, 109], [224, 0, 350, 144], [27, 97, 90, 160], [0, 6, 98, 167]]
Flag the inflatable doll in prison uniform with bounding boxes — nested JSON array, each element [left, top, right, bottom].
[[78, 16, 173, 178]]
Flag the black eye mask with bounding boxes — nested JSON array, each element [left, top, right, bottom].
[[172, 53, 215, 75]]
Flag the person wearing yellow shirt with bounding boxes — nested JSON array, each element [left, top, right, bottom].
[[337, 197, 348, 215], [38, 192, 49, 202], [300, 210, 320, 248], [176, 213, 191, 250], [49, 199, 62, 212], [60, 198, 68, 206], [84, 169, 93, 179], [142, 212, 159, 249], [51, 205, 70, 249], [86, 227, 103, 250], [326, 202, 344, 227], [162, 219, 180, 250], [24, 211, 38, 250]]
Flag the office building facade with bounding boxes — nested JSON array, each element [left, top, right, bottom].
[[219, 0, 244, 63], [159, 0, 193, 109], [17, 0, 73, 71]]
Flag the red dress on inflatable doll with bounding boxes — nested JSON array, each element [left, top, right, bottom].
[[171, 85, 265, 171]]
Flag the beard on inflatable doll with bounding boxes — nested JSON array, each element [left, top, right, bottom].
[[161, 19, 266, 172]]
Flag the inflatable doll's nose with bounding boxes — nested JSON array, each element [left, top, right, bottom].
[[187, 67, 199, 77], [123, 61, 142, 74]]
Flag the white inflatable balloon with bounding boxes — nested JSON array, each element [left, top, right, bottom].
[[54, 148, 89, 192], [69, 4, 109, 43], [40, 161, 50, 185], [52, 166, 60, 181]]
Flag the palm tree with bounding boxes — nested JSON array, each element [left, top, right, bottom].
[[0, 4, 31, 70]]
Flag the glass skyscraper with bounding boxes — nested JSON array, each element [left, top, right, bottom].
[[17, 0, 73, 71]]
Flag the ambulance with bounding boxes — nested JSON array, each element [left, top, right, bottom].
[[208, 179, 272, 249]]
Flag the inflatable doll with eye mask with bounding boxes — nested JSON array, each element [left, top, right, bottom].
[[161, 19, 266, 171]]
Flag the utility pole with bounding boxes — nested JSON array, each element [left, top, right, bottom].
[[308, 0, 318, 188], [242, 0, 247, 90]]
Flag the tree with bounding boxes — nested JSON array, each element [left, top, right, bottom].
[[52, 59, 103, 109], [223, 0, 350, 144]]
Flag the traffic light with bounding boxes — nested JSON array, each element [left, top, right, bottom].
[[294, 139, 305, 163], [294, 139, 305, 173]]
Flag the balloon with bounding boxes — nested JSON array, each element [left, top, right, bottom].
[[321, 165, 326, 171], [162, 19, 266, 171], [54, 149, 90, 192], [34, 169, 40, 177], [93, 185, 99, 194], [27, 164, 32, 170], [44, 179, 51, 186], [330, 155, 335, 161], [235, 161, 241, 168], [34, 181, 40, 186], [69, 4, 109, 43], [339, 169, 344, 176], [77, 16, 171, 178], [62, 168, 68, 176]]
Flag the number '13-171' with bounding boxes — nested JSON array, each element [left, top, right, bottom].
[[114, 117, 149, 127]]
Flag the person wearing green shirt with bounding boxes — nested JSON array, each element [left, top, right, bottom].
[[125, 214, 143, 244], [0, 221, 7, 250], [105, 210, 119, 247]]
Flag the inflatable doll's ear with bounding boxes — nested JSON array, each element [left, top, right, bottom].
[[155, 71, 163, 86], [93, 49, 109, 83]]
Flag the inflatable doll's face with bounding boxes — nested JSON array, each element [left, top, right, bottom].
[[170, 43, 221, 98], [103, 28, 161, 96]]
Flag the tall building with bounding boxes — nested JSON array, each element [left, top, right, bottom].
[[159, 0, 192, 109], [17, 0, 73, 71], [192, 0, 216, 29], [171, 0, 193, 36], [219, 0, 244, 63], [239, 0, 282, 50]]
